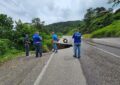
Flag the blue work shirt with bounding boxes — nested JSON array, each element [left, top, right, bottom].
[[72, 32, 81, 43], [33, 34, 42, 44], [52, 34, 58, 41]]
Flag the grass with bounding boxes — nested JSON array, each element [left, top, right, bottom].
[[0, 50, 24, 64], [82, 34, 92, 39], [91, 20, 120, 38], [66, 28, 77, 35]]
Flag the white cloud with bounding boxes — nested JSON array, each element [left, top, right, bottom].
[[0, 0, 118, 24]]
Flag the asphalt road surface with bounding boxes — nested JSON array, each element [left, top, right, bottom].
[[0, 53, 51, 85], [81, 40, 120, 85], [0, 37, 120, 85], [38, 47, 86, 85]]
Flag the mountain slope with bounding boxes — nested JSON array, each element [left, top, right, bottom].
[[91, 20, 120, 38], [45, 20, 81, 34]]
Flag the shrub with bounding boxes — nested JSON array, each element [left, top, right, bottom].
[[43, 45, 49, 52], [113, 12, 120, 20], [91, 20, 120, 38], [83, 34, 92, 39], [0, 39, 11, 55]]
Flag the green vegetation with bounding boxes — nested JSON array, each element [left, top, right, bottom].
[[67, 29, 78, 35], [46, 7, 120, 38], [82, 7, 120, 38], [45, 21, 81, 35], [0, 39, 11, 55], [81, 7, 114, 34], [0, 1, 120, 63], [83, 34, 92, 39], [108, 0, 120, 6], [0, 14, 52, 63], [0, 50, 23, 64], [91, 20, 120, 38]]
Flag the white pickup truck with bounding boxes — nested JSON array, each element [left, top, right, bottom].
[[58, 36, 73, 45]]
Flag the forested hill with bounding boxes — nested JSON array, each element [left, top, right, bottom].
[[46, 7, 120, 37], [45, 20, 81, 34]]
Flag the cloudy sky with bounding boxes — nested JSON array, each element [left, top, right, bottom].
[[0, 0, 119, 24]]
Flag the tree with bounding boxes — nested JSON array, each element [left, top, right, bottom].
[[32, 18, 43, 30], [32, 18, 49, 34], [94, 7, 107, 17], [83, 7, 113, 33], [108, 0, 120, 6], [0, 14, 13, 39], [14, 20, 37, 49], [84, 8, 96, 33]]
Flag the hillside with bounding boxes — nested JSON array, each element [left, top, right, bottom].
[[45, 20, 81, 34], [46, 8, 120, 37], [91, 20, 120, 38]]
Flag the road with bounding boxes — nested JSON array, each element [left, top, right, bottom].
[[81, 40, 120, 85], [0, 37, 120, 85], [0, 53, 51, 85], [38, 47, 86, 85], [59, 36, 120, 85]]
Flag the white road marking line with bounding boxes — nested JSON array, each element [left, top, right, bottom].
[[34, 53, 55, 85], [93, 46, 120, 58]]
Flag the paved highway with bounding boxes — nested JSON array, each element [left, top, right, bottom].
[[0, 36, 120, 85], [38, 47, 86, 85], [81, 39, 120, 85]]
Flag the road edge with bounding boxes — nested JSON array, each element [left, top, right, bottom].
[[84, 39, 120, 49], [34, 53, 55, 85]]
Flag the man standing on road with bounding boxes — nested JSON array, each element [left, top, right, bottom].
[[24, 34, 30, 57], [72, 30, 82, 59], [33, 32, 42, 58], [51, 32, 59, 53]]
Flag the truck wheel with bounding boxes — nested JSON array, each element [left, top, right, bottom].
[[63, 38, 68, 43]]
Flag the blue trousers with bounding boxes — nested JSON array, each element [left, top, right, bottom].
[[53, 43, 58, 52], [34, 43, 42, 57], [74, 43, 81, 58]]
